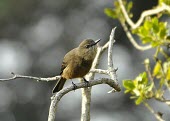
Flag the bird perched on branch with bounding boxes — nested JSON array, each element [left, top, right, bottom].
[[52, 39, 100, 93]]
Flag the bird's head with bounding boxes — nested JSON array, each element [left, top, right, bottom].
[[78, 39, 101, 60]]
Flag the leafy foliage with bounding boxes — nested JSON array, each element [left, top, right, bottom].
[[159, 0, 170, 5], [105, 2, 170, 119], [133, 17, 168, 47], [123, 72, 154, 105], [104, 0, 133, 22]]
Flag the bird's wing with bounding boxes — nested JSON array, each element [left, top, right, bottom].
[[59, 48, 77, 75], [60, 61, 67, 75]]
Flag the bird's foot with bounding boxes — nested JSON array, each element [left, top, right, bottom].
[[72, 81, 77, 91], [83, 78, 90, 87]]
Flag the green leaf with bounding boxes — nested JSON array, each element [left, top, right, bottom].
[[144, 83, 154, 98], [152, 17, 160, 34], [140, 72, 148, 84], [132, 28, 138, 34], [152, 22, 159, 33], [151, 41, 161, 47], [155, 89, 164, 99], [142, 37, 153, 44], [147, 82, 154, 91], [138, 26, 148, 37], [162, 0, 170, 5], [123, 80, 135, 90], [146, 82, 154, 92], [127, 1, 133, 12], [133, 89, 140, 96], [135, 96, 144, 105], [166, 35, 170, 40], [104, 8, 117, 18], [153, 61, 162, 76], [144, 20, 152, 31], [159, 78, 165, 88], [152, 17, 159, 26], [159, 28, 167, 39]]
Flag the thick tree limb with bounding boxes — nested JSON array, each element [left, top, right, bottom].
[[48, 78, 120, 121]]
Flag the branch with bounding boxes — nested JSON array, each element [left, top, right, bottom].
[[143, 102, 165, 121], [156, 98, 170, 107], [120, 20, 152, 51], [107, 27, 120, 93], [90, 69, 109, 75], [144, 59, 156, 91], [0, 72, 60, 82], [118, 0, 170, 29], [48, 78, 120, 121]]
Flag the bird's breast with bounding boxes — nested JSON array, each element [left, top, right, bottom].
[[62, 58, 93, 79]]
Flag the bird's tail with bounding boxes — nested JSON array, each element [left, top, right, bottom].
[[52, 77, 66, 93]]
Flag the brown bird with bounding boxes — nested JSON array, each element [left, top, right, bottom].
[[52, 39, 100, 93]]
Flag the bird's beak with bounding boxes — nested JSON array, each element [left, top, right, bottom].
[[91, 39, 101, 47], [94, 39, 101, 45]]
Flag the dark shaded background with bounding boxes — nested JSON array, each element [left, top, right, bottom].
[[0, 0, 169, 121]]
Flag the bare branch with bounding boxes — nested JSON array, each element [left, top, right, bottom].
[[144, 59, 156, 91], [120, 18, 152, 51], [108, 28, 115, 69], [90, 69, 109, 75], [155, 97, 170, 107], [143, 102, 165, 121], [107, 27, 120, 93], [101, 41, 109, 51], [48, 78, 120, 121], [0, 72, 60, 82]]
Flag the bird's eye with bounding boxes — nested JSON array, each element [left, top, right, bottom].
[[85, 44, 90, 48]]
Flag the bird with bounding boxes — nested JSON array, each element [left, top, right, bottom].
[[52, 39, 100, 93]]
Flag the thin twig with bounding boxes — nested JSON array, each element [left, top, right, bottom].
[[158, 60, 170, 92], [120, 20, 152, 51], [90, 69, 109, 75], [0, 72, 60, 82], [155, 97, 170, 107], [143, 102, 164, 121], [101, 41, 109, 51], [144, 60, 156, 91]]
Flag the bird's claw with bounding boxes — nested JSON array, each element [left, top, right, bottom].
[[72, 82, 77, 91], [83, 78, 90, 87]]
